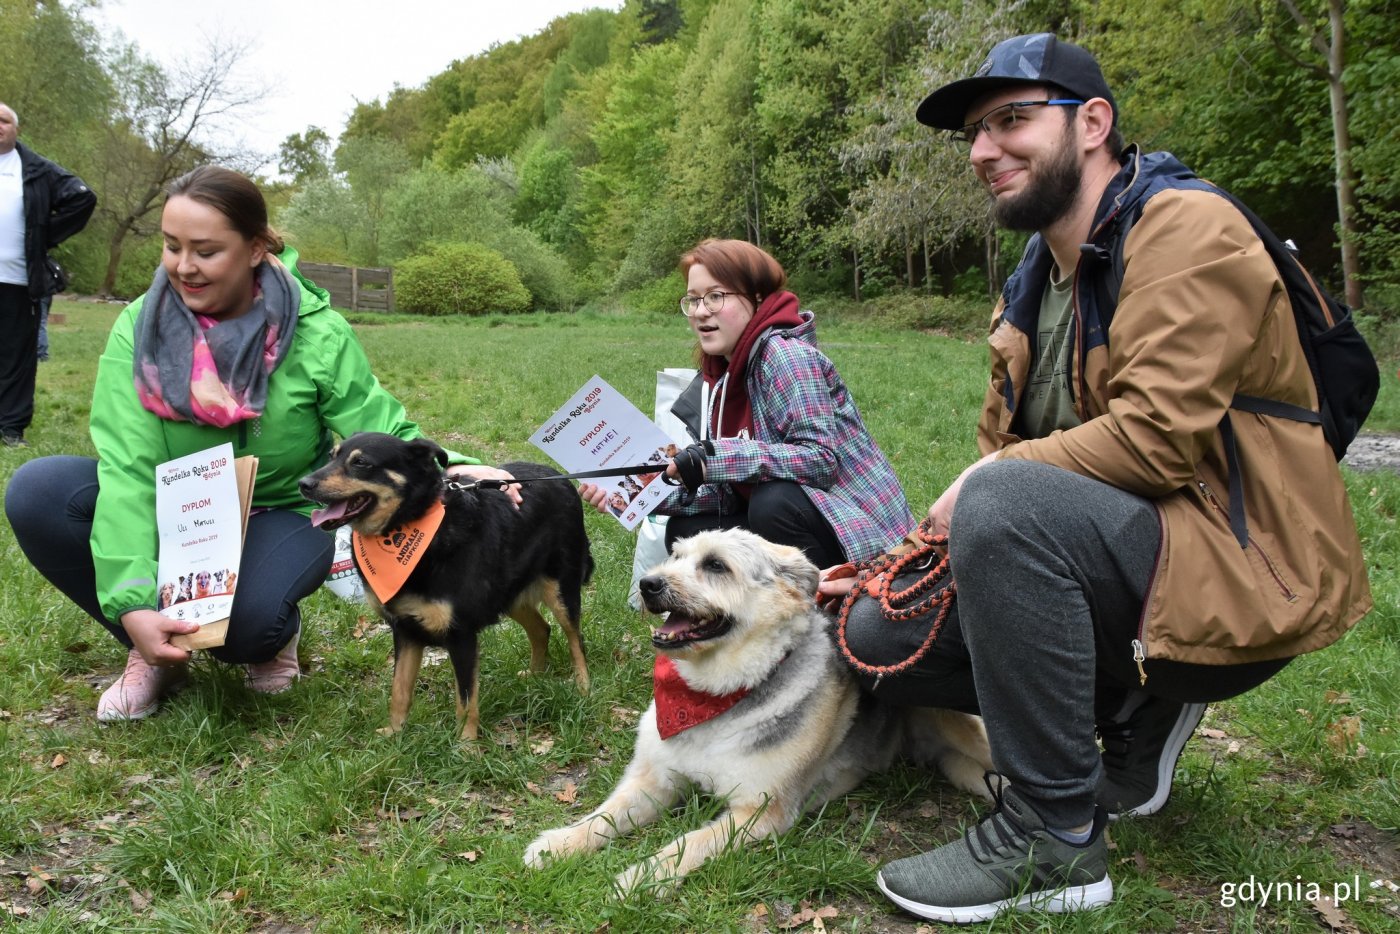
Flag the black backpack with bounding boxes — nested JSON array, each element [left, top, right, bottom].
[[1088, 185, 1379, 546]]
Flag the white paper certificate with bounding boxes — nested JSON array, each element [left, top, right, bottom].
[[529, 376, 679, 530], [154, 443, 244, 625]]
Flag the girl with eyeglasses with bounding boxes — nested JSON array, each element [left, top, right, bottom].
[[581, 238, 914, 568]]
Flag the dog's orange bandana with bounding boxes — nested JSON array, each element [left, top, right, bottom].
[[352, 500, 446, 603], [653, 654, 750, 740]]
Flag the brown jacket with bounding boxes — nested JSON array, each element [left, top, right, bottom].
[[977, 151, 1371, 669]]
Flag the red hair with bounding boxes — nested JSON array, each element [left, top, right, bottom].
[[679, 239, 787, 306]]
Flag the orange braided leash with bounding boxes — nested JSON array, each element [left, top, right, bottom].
[[834, 520, 955, 682]]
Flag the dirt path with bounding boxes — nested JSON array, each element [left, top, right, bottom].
[[1344, 433, 1400, 472]]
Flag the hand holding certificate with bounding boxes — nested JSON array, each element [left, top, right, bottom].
[[529, 376, 679, 530], [154, 443, 256, 650]]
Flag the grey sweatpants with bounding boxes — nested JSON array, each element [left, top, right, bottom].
[[844, 459, 1287, 828]]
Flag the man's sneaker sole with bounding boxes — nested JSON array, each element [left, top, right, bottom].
[[1109, 701, 1207, 820], [877, 871, 1113, 924]]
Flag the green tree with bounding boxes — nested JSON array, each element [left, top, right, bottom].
[[333, 135, 411, 265], [841, 1, 1034, 297], [90, 40, 263, 295], [279, 176, 367, 264], [514, 139, 582, 255], [0, 0, 112, 290], [580, 43, 686, 284], [277, 126, 332, 184], [667, 0, 761, 245], [637, 0, 684, 44]]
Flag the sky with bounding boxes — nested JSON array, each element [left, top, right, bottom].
[[90, 0, 622, 169]]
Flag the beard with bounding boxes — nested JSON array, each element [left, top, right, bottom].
[[990, 125, 1082, 232]]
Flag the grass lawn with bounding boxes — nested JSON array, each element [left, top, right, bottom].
[[1, 298, 1396, 932]]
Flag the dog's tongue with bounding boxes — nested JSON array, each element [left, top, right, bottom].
[[310, 501, 349, 528], [654, 613, 697, 637]]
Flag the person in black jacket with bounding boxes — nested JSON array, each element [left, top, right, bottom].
[[0, 102, 96, 447]]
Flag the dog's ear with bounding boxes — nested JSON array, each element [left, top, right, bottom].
[[409, 437, 450, 471], [767, 542, 820, 597]]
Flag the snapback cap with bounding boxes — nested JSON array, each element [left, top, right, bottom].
[[917, 33, 1116, 129]]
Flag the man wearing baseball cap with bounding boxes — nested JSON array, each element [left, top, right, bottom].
[[821, 33, 1370, 923]]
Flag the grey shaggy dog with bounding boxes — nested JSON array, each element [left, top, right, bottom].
[[524, 528, 992, 896]]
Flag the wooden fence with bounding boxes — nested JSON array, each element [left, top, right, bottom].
[[300, 262, 394, 313]]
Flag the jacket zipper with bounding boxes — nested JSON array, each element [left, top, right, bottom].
[[1131, 502, 1167, 686], [1197, 480, 1298, 600]]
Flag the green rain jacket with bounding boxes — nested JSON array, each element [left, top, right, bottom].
[[89, 247, 478, 624]]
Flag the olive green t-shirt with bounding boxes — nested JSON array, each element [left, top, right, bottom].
[[1016, 271, 1082, 439]]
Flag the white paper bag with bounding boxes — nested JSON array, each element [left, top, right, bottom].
[[628, 368, 698, 609], [324, 524, 367, 602]]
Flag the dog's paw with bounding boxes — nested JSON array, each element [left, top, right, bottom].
[[523, 836, 553, 869], [613, 860, 679, 900], [524, 825, 587, 868]]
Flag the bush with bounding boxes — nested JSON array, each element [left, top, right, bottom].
[[822, 289, 990, 341], [618, 271, 685, 316], [394, 242, 531, 316], [483, 226, 578, 311]]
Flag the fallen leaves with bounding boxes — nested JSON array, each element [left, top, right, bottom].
[[776, 901, 839, 930], [1326, 715, 1367, 758], [375, 805, 426, 822], [24, 868, 55, 896], [1311, 894, 1362, 933]]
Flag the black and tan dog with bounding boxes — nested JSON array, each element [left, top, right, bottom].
[[299, 432, 593, 740]]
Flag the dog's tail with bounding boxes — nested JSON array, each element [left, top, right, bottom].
[[582, 548, 595, 586]]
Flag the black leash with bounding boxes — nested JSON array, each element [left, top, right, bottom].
[[446, 461, 680, 493]]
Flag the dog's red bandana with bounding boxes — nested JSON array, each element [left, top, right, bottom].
[[352, 500, 445, 603], [652, 654, 750, 740]]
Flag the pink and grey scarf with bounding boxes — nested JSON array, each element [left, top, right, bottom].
[[132, 259, 299, 427]]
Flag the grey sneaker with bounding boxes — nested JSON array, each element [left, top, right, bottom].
[[876, 783, 1113, 924], [1097, 694, 1207, 819]]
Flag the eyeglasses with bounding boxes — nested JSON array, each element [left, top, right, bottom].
[[949, 99, 1084, 152], [679, 289, 741, 317]]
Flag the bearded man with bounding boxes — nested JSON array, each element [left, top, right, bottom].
[[819, 33, 1370, 924]]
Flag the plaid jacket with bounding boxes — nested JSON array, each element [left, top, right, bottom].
[[660, 311, 913, 561]]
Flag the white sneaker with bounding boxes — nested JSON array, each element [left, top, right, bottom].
[[97, 649, 187, 722], [245, 629, 300, 694]]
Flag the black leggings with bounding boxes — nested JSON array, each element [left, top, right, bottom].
[[5, 456, 334, 664], [664, 480, 847, 569]]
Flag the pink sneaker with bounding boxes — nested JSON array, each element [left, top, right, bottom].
[[246, 629, 300, 694], [97, 649, 188, 722]]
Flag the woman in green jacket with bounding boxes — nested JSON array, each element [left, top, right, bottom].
[[5, 166, 515, 721]]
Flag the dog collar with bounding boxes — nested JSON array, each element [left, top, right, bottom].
[[351, 499, 446, 603], [652, 654, 752, 740]]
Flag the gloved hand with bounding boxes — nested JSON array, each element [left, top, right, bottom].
[[666, 441, 714, 493]]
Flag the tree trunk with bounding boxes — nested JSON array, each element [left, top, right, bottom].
[[852, 245, 861, 302], [905, 230, 915, 288], [1323, 0, 1364, 310], [1280, 0, 1365, 309], [923, 236, 932, 292], [100, 223, 134, 297]]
